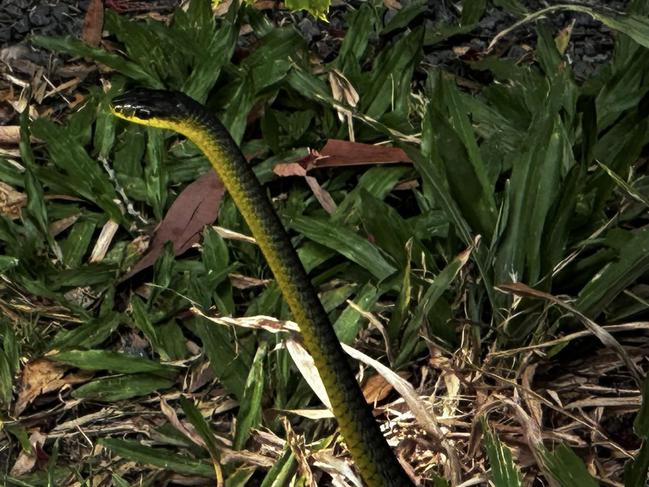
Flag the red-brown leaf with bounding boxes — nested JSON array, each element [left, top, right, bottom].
[[124, 171, 225, 279], [315, 139, 411, 167], [82, 0, 104, 47]]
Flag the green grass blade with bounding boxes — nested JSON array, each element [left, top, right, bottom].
[[179, 396, 223, 481], [50, 350, 174, 374], [61, 219, 97, 268], [576, 225, 649, 316], [31, 36, 161, 87], [31, 119, 124, 224], [191, 316, 250, 399], [99, 438, 215, 477], [333, 283, 378, 344], [461, 0, 486, 25], [72, 374, 176, 401], [182, 1, 239, 102], [51, 314, 121, 350], [405, 146, 496, 309], [396, 246, 471, 365], [494, 109, 570, 285], [361, 26, 424, 120], [337, 4, 376, 70], [625, 441, 649, 487], [424, 92, 497, 240], [484, 429, 523, 487], [144, 127, 168, 220], [234, 342, 267, 450], [540, 444, 599, 487], [288, 215, 397, 281]]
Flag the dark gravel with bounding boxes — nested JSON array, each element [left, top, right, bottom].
[[287, 0, 632, 81], [0, 0, 636, 94], [0, 0, 90, 45]]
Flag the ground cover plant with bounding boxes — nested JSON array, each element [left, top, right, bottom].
[[1, 0, 649, 485]]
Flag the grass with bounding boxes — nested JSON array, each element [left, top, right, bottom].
[[1, 0, 649, 485]]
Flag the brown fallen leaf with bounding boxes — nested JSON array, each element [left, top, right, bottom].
[[213, 0, 234, 16], [124, 171, 225, 279], [252, 0, 279, 10], [329, 70, 359, 140], [49, 214, 81, 237], [187, 360, 216, 392], [160, 397, 206, 448], [229, 273, 272, 289], [0, 126, 25, 145], [9, 430, 48, 477], [273, 161, 309, 177], [304, 175, 337, 214], [82, 0, 104, 47], [14, 359, 91, 415], [315, 139, 411, 168], [362, 371, 410, 404], [383, 0, 402, 10], [273, 139, 411, 212], [273, 140, 411, 176], [0, 181, 26, 219], [272, 161, 336, 214]]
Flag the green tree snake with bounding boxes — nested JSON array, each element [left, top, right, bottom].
[[110, 89, 415, 487]]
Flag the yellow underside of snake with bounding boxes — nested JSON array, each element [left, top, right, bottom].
[[110, 89, 414, 487]]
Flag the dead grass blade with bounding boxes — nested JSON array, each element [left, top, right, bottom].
[[497, 283, 645, 387]]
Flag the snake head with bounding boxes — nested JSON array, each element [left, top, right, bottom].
[[110, 88, 198, 127]]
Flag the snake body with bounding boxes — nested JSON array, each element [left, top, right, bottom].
[[111, 89, 414, 487]]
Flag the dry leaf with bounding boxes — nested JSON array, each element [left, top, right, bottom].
[[0, 126, 23, 145], [362, 371, 409, 404], [191, 308, 300, 334], [49, 214, 81, 237], [124, 171, 225, 279], [281, 408, 334, 420], [316, 139, 411, 168], [341, 343, 461, 485], [9, 430, 48, 477], [305, 175, 337, 214], [282, 417, 316, 487], [0, 181, 26, 219], [328, 69, 359, 140], [555, 19, 576, 55], [82, 0, 104, 47], [313, 449, 364, 487], [15, 359, 91, 415], [383, 0, 402, 10], [441, 371, 460, 418], [273, 160, 336, 214], [273, 161, 309, 177], [187, 361, 217, 392], [89, 219, 119, 263], [229, 273, 272, 289], [212, 226, 256, 244], [160, 397, 207, 448], [286, 338, 332, 410], [213, 0, 234, 16]]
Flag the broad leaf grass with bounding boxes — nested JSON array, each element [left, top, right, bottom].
[[2, 0, 649, 485]]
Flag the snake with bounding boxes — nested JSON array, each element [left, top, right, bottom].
[[110, 89, 415, 487]]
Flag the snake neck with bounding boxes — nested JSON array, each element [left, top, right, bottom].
[[171, 109, 415, 487]]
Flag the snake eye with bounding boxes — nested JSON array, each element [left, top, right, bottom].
[[111, 89, 182, 120]]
